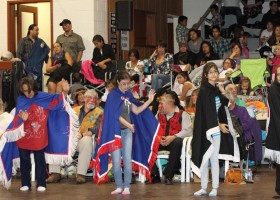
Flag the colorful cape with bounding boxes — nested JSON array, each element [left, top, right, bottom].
[[0, 92, 78, 189], [93, 88, 163, 183]]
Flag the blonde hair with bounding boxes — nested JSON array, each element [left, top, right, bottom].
[[159, 93, 175, 105]]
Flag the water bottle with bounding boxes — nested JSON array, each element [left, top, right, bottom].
[[248, 169, 252, 182]]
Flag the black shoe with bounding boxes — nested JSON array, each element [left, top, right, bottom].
[[146, 174, 161, 184], [165, 178, 173, 185], [273, 195, 280, 199]]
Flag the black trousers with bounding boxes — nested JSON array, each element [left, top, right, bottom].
[[19, 148, 46, 188], [152, 137, 183, 179]]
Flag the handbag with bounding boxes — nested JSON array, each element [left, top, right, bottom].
[[224, 168, 243, 185]]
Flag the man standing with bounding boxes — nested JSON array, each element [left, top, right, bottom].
[[56, 19, 85, 72], [209, 26, 230, 59], [17, 24, 50, 91], [152, 92, 193, 185]]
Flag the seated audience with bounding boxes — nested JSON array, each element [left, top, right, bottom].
[[73, 89, 103, 184], [173, 42, 196, 72], [147, 40, 173, 91], [203, 4, 223, 38], [91, 34, 115, 81], [224, 83, 247, 107], [258, 20, 274, 50], [188, 29, 203, 55], [173, 71, 196, 106], [185, 88, 200, 114], [72, 88, 86, 108], [268, 44, 280, 82], [46, 42, 73, 94], [194, 41, 220, 67], [100, 79, 115, 109], [69, 72, 85, 103], [261, 1, 280, 30], [224, 42, 249, 67], [241, 0, 264, 21], [151, 91, 193, 185], [218, 58, 236, 82], [230, 25, 249, 58], [259, 25, 280, 58], [209, 26, 230, 59], [238, 76, 254, 96], [125, 48, 143, 83]]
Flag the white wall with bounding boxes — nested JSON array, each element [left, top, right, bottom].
[[0, 0, 108, 61]]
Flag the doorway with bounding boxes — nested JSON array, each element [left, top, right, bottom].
[[7, 0, 52, 56]]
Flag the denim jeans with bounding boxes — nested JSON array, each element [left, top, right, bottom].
[[151, 74, 171, 91], [111, 128, 132, 188]]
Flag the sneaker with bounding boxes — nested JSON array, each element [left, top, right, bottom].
[[111, 188, 122, 195], [122, 188, 130, 195], [37, 186, 46, 192], [76, 174, 86, 184], [194, 189, 207, 196], [46, 173, 61, 183], [20, 186, 30, 191], [209, 189, 217, 197]]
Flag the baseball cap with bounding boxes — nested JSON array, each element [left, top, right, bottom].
[[59, 19, 71, 26]]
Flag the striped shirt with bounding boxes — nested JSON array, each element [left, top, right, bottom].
[[213, 96, 221, 137], [16, 36, 35, 62]]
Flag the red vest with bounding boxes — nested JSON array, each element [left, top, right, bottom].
[[158, 110, 183, 136]]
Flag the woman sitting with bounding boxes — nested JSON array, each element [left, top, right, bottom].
[[46, 42, 73, 94], [91, 34, 115, 81], [194, 41, 220, 68], [217, 58, 236, 83], [147, 40, 173, 91], [173, 71, 196, 106]]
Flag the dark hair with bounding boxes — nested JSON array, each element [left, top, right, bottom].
[[268, 25, 280, 46], [223, 58, 236, 69], [92, 34, 105, 43], [233, 25, 244, 39], [72, 72, 84, 83], [188, 29, 200, 41], [178, 15, 188, 23], [19, 76, 39, 96], [201, 62, 218, 86], [27, 24, 37, 36], [177, 71, 191, 82], [152, 88, 167, 115], [114, 70, 131, 86], [105, 79, 114, 87], [128, 48, 140, 60], [238, 76, 253, 95], [230, 42, 243, 55], [201, 57, 211, 63], [157, 40, 167, 48], [54, 42, 63, 47], [200, 41, 215, 55], [270, 1, 277, 6], [75, 88, 86, 103], [211, 25, 221, 32], [210, 4, 219, 11]]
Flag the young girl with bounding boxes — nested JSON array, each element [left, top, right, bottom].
[[192, 62, 230, 197], [94, 71, 162, 195], [238, 76, 254, 96], [268, 44, 280, 82], [185, 88, 200, 114], [174, 71, 195, 105]]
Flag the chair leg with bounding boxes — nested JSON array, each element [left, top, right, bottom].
[[157, 158, 163, 179]]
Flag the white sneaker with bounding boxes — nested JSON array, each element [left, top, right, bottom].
[[20, 186, 29, 191], [194, 189, 207, 196], [37, 186, 46, 192], [209, 189, 217, 197]]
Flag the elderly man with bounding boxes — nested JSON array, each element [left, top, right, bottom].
[[47, 89, 103, 184], [56, 19, 85, 72], [152, 91, 193, 185], [225, 84, 263, 164]]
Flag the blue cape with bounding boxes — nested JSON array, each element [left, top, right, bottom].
[[93, 88, 163, 183]]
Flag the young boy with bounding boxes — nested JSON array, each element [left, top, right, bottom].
[[176, 16, 189, 45], [204, 4, 223, 38]]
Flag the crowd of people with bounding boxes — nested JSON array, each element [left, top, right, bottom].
[[1, 1, 280, 198]]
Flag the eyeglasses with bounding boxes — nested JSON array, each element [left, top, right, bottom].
[[208, 70, 219, 75]]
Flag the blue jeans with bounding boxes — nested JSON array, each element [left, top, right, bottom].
[[151, 74, 171, 91], [111, 128, 132, 188]]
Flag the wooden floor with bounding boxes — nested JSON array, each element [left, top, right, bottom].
[[0, 166, 277, 200]]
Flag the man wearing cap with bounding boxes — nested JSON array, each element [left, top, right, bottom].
[[56, 19, 85, 72]]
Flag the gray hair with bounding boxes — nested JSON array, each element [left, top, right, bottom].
[[84, 89, 98, 99], [1, 51, 14, 60]]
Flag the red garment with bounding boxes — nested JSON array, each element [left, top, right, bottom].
[[16, 104, 49, 150], [270, 56, 280, 74], [158, 110, 183, 135]]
